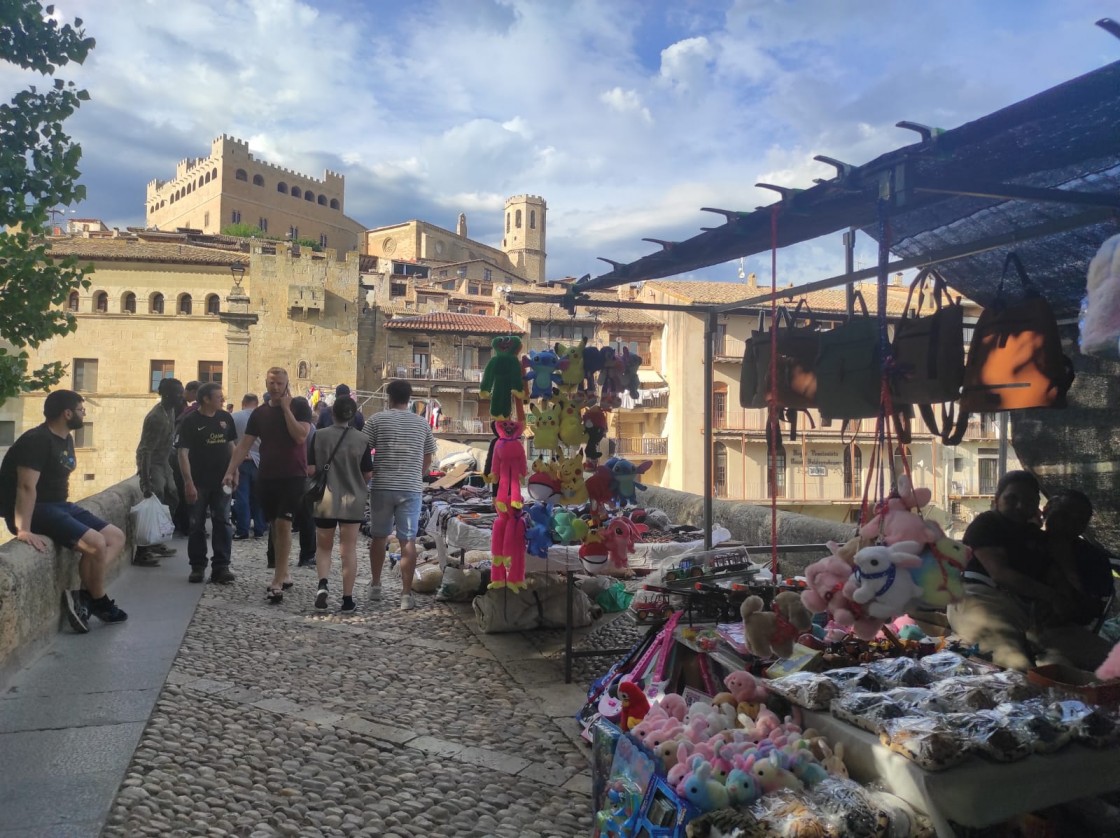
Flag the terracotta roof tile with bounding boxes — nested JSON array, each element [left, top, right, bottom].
[[46, 236, 244, 266], [383, 312, 524, 334]]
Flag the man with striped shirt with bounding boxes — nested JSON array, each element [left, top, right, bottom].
[[363, 379, 437, 610]]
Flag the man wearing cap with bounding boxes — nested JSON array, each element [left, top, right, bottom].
[[317, 384, 365, 431]]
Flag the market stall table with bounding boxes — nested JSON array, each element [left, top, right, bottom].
[[802, 708, 1120, 837]]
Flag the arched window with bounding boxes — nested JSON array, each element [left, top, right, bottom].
[[122, 292, 136, 314], [94, 291, 108, 313], [297, 361, 309, 379], [329, 198, 339, 209], [211, 167, 217, 180], [67, 291, 80, 311], [235, 169, 248, 182], [150, 293, 165, 314], [714, 443, 728, 498], [515, 209, 522, 228], [277, 182, 288, 194], [291, 187, 302, 199], [252, 173, 264, 186], [530, 210, 536, 229], [505, 212, 510, 233], [317, 194, 326, 205], [197, 176, 204, 188], [844, 445, 863, 498], [206, 294, 220, 315], [204, 171, 211, 183], [187, 183, 193, 194], [304, 191, 314, 202], [177, 293, 192, 315]]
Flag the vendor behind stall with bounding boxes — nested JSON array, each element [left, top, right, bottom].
[[947, 471, 1112, 672]]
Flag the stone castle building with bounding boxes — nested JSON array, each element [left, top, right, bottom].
[[145, 135, 366, 253]]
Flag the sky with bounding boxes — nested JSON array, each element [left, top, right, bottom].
[[5, 0, 1119, 285]]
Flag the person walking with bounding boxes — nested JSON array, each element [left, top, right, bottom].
[[223, 367, 312, 603], [230, 393, 267, 540], [362, 379, 436, 610], [133, 377, 184, 567], [0, 390, 128, 632], [317, 384, 365, 430], [177, 383, 238, 584], [310, 396, 373, 612]]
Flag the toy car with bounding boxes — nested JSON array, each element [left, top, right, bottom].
[[631, 592, 674, 623]]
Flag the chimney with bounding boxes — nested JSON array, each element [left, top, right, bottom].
[[747, 272, 758, 288], [893, 272, 904, 286]]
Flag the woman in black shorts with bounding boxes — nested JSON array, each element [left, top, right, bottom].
[[309, 397, 373, 611]]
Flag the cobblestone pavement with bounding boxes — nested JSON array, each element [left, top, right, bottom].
[[101, 536, 598, 837]]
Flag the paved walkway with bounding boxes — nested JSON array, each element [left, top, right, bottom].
[[0, 534, 597, 837]]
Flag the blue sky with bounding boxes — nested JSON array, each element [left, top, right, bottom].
[[4, 0, 1118, 284]]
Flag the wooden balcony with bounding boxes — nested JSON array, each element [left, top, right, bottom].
[[714, 335, 747, 362], [615, 436, 668, 458]]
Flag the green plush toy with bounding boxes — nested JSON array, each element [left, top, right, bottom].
[[480, 335, 526, 418]]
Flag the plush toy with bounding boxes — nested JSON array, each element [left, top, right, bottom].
[[556, 395, 588, 448], [847, 540, 925, 621], [860, 475, 941, 546], [489, 510, 527, 591], [487, 419, 527, 513], [800, 547, 857, 617], [608, 457, 653, 506], [749, 752, 804, 794], [819, 742, 848, 779], [522, 349, 565, 399], [585, 465, 615, 521], [582, 345, 606, 394], [618, 681, 651, 731], [740, 592, 813, 659], [601, 516, 648, 569], [556, 337, 587, 390], [658, 692, 688, 722], [680, 758, 729, 812], [578, 527, 611, 573], [1097, 641, 1120, 681], [479, 335, 527, 419], [550, 509, 588, 545], [620, 346, 642, 399], [1082, 232, 1120, 358], [598, 347, 625, 409], [525, 459, 563, 504], [724, 670, 768, 703], [909, 537, 968, 609], [582, 405, 609, 462], [556, 451, 589, 505], [526, 400, 561, 451], [524, 502, 554, 558], [724, 767, 761, 807]]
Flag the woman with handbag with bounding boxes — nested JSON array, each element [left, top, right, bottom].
[[308, 396, 373, 612]]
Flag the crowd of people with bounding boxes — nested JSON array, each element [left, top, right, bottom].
[[0, 369, 436, 632]]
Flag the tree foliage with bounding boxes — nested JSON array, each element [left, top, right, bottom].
[[221, 223, 322, 252], [0, 1, 96, 405]]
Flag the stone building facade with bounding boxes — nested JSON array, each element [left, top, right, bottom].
[[145, 135, 366, 253]]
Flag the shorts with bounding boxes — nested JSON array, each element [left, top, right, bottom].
[[5, 502, 109, 549], [257, 477, 307, 523], [367, 490, 422, 541], [314, 518, 363, 529]]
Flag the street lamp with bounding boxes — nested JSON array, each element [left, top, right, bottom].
[[229, 262, 246, 288]]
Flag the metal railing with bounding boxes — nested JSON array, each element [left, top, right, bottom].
[[634, 390, 670, 409], [714, 335, 747, 359], [615, 436, 668, 456], [434, 418, 487, 435], [383, 363, 484, 383]]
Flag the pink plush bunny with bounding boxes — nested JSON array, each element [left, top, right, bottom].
[[860, 475, 942, 546], [724, 669, 768, 703]]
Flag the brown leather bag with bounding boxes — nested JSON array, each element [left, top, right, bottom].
[[959, 253, 1074, 413], [892, 266, 965, 405], [739, 301, 820, 410]]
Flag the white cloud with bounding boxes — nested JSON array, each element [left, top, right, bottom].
[[599, 87, 653, 124], [658, 36, 715, 93]]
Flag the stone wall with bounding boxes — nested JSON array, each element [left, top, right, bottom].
[[0, 478, 142, 685]]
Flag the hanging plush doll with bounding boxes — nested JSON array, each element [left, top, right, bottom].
[[480, 335, 527, 419], [620, 346, 642, 399], [582, 405, 609, 462], [598, 347, 624, 409], [585, 465, 615, 522], [556, 450, 589, 505], [583, 345, 606, 394], [487, 419, 527, 513], [490, 509, 527, 591], [556, 337, 588, 391], [601, 515, 648, 569], [556, 394, 589, 448], [524, 502, 554, 558], [608, 457, 653, 506], [525, 459, 563, 504], [522, 349, 565, 400], [526, 400, 562, 451]]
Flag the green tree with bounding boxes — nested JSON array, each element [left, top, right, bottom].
[[0, 1, 95, 405], [221, 222, 266, 238]]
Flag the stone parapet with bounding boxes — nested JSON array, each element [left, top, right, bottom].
[[0, 478, 142, 685]]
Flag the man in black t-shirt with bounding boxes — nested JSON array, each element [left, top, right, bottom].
[[0, 390, 128, 633], [177, 382, 238, 584]]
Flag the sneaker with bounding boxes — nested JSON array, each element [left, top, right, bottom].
[[210, 567, 236, 584], [399, 593, 415, 611], [340, 596, 356, 613], [188, 568, 205, 583], [88, 595, 128, 624], [315, 586, 329, 610], [368, 584, 382, 602], [61, 589, 90, 634], [148, 543, 178, 557], [132, 549, 161, 568], [232, 533, 250, 541]]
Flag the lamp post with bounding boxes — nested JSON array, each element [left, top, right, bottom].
[[229, 261, 246, 289]]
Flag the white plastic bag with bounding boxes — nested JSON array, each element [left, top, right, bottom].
[[130, 495, 175, 546]]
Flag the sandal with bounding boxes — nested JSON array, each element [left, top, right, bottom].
[[281, 580, 294, 591], [266, 586, 284, 604]]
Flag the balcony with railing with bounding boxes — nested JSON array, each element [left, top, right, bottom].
[[615, 436, 668, 458], [714, 335, 747, 361], [632, 390, 669, 410], [433, 417, 488, 436], [949, 479, 1000, 498], [382, 363, 485, 384]]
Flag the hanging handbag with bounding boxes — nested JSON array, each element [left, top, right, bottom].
[[814, 291, 882, 420], [302, 427, 351, 506], [959, 253, 1074, 413], [739, 300, 820, 410], [891, 266, 965, 405]]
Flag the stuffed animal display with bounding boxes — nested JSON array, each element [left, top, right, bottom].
[[479, 335, 527, 419], [740, 592, 813, 659]]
